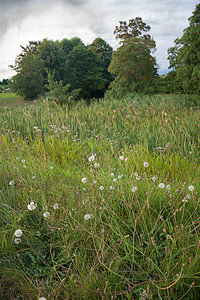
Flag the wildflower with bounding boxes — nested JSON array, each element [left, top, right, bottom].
[[118, 174, 123, 179], [32, 176, 36, 179], [99, 186, 104, 191], [131, 186, 138, 192], [14, 229, 23, 238], [186, 194, 191, 199], [119, 156, 124, 160], [159, 183, 165, 188], [143, 161, 149, 168], [81, 178, 87, 183], [50, 166, 54, 169], [89, 155, 95, 162], [93, 180, 97, 184], [188, 185, 194, 191], [152, 176, 157, 182], [125, 158, 129, 161], [94, 163, 100, 168], [166, 185, 171, 190], [27, 201, 37, 211], [43, 212, 50, 218], [110, 173, 114, 177], [110, 186, 114, 190], [136, 176, 141, 180], [9, 181, 14, 186], [84, 214, 91, 220], [53, 203, 59, 209], [113, 178, 117, 182], [134, 172, 138, 177], [38, 298, 47, 300], [14, 238, 21, 244], [21, 159, 25, 163]]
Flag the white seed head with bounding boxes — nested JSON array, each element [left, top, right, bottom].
[[81, 178, 87, 183], [14, 229, 23, 238], [159, 183, 165, 189], [131, 186, 138, 193]]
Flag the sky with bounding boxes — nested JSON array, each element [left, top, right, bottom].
[[0, 0, 199, 80]]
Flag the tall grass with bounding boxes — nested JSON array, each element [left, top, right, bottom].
[[0, 93, 199, 299]]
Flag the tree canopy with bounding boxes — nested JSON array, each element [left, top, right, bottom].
[[168, 4, 200, 94], [10, 37, 112, 100], [109, 18, 157, 96]]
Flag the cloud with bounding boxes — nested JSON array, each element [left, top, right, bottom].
[[0, 0, 199, 79]]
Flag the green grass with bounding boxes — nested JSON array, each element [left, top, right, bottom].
[[0, 93, 199, 299], [0, 92, 26, 107]]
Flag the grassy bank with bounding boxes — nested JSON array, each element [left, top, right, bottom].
[[0, 94, 199, 299]]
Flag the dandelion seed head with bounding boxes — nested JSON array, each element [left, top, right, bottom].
[[81, 178, 87, 183], [118, 175, 123, 179], [43, 211, 50, 218], [94, 163, 100, 168], [166, 185, 171, 190], [14, 229, 23, 238], [159, 183, 165, 188], [84, 214, 91, 220], [119, 156, 124, 160], [131, 186, 138, 192], [53, 203, 59, 209], [27, 202, 37, 211], [110, 186, 114, 190], [113, 178, 117, 182], [14, 238, 21, 244], [9, 181, 14, 186], [21, 159, 25, 163], [99, 186, 104, 191], [110, 173, 114, 177], [143, 161, 149, 168], [188, 185, 194, 191], [89, 155, 95, 162]]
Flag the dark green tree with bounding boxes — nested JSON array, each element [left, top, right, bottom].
[[10, 41, 45, 100], [168, 4, 200, 94], [88, 37, 113, 90], [67, 44, 105, 98]]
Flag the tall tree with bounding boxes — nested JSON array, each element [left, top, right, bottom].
[[10, 41, 45, 100], [109, 18, 157, 96], [88, 38, 113, 90], [168, 4, 200, 93], [109, 38, 156, 95]]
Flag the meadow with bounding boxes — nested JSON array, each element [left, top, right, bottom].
[[0, 93, 199, 299]]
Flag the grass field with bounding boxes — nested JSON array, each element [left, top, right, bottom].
[[0, 93, 199, 299], [0, 92, 26, 107]]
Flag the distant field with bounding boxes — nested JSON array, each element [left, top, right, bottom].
[[0, 92, 24, 106]]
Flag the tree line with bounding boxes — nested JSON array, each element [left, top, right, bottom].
[[9, 3, 200, 101]]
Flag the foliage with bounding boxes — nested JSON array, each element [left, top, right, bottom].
[[10, 41, 45, 100], [0, 94, 199, 298], [108, 18, 157, 96], [10, 37, 112, 101], [168, 4, 200, 94], [67, 44, 105, 99], [88, 37, 114, 90], [109, 38, 157, 96], [114, 17, 153, 43], [45, 72, 81, 106]]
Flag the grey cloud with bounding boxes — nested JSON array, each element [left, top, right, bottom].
[[0, 0, 88, 40]]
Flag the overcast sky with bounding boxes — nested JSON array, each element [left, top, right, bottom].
[[0, 0, 199, 80]]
